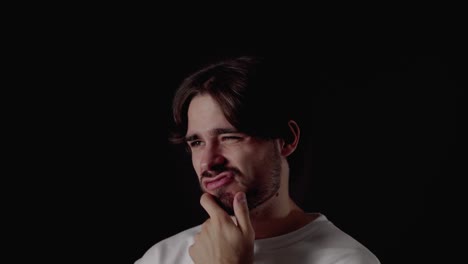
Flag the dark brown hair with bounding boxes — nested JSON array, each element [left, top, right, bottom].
[[170, 56, 297, 144]]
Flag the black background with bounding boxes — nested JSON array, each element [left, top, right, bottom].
[[21, 33, 462, 263]]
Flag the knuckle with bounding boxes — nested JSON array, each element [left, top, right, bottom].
[[200, 193, 209, 205], [203, 219, 211, 226], [188, 245, 194, 257], [201, 219, 210, 231], [194, 232, 200, 241]]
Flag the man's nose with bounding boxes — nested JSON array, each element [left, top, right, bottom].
[[200, 144, 226, 172]]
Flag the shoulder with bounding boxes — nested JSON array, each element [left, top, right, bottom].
[[309, 215, 381, 264], [312, 247, 380, 264], [134, 225, 201, 264], [253, 214, 380, 263], [337, 248, 381, 264]]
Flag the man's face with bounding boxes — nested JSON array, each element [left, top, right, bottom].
[[185, 94, 282, 214]]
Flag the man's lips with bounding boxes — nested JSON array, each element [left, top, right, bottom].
[[203, 172, 235, 191]]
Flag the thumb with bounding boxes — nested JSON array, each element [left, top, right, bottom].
[[233, 192, 254, 236]]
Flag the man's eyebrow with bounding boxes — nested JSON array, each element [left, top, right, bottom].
[[185, 134, 199, 142], [185, 128, 240, 142], [212, 128, 239, 135]]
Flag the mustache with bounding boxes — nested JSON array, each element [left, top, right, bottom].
[[201, 165, 241, 179]]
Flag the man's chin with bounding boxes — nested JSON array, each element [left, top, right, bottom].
[[213, 191, 235, 215]]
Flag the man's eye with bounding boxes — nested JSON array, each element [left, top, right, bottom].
[[189, 141, 203, 147], [222, 136, 242, 142]]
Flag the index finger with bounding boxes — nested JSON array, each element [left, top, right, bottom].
[[200, 193, 230, 220], [233, 192, 253, 235]]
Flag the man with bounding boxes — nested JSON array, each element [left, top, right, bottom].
[[135, 56, 380, 263]]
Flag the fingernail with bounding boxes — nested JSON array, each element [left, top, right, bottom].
[[237, 192, 246, 203]]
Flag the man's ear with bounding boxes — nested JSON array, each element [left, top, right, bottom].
[[281, 120, 300, 157]]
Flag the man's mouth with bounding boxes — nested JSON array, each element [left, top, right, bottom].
[[203, 172, 235, 191]]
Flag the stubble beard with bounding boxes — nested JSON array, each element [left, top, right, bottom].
[[205, 144, 282, 216]]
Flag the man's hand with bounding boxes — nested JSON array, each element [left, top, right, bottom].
[[189, 192, 255, 264]]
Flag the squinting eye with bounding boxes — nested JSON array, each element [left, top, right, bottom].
[[189, 141, 203, 148], [222, 136, 242, 142]]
